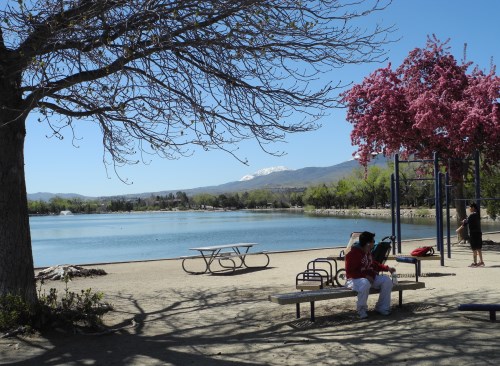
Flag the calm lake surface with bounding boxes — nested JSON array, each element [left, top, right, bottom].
[[30, 210, 500, 267]]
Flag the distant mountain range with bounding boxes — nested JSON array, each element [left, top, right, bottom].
[[28, 192, 92, 202], [28, 155, 390, 201]]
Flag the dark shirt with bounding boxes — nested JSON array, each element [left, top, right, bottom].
[[465, 212, 481, 234]]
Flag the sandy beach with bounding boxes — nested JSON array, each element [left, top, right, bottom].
[[2, 232, 500, 365]]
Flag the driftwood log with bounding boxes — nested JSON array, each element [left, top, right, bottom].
[[36, 265, 107, 281]]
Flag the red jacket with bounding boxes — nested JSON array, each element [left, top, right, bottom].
[[345, 245, 389, 279]]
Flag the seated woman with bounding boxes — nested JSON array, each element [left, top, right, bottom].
[[345, 231, 396, 319]]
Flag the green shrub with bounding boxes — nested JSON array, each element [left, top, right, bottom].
[[37, 276, 112, 329], [38, 287, 111, 328], [0, 294, 32, 332], [1, 278, 112, 334], [303, 205, 316, 212], [415, 208, 431, 217], [350, 209, 361, 216]]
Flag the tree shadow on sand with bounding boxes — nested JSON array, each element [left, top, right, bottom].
[[4, 285, 500, 365]]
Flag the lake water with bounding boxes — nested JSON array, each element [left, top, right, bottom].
[[30, 210, 500, 267]]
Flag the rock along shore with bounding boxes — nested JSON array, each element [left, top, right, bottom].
[[306, 207, 497, 222]]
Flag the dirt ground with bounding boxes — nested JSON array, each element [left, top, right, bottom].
[[2, 233, 500, 365]]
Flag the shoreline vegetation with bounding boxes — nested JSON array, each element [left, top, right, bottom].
[[306, 207, 498, 222], [30, 207, 499, 222]]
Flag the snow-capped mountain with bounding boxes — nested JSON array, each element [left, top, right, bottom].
[[28, 155, 391, 200], [239, 166, 292, 181]]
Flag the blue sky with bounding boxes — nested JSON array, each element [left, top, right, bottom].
[[24, 0, 500, 197]]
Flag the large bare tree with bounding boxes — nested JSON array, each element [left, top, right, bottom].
[[0, 0, 392, 304]]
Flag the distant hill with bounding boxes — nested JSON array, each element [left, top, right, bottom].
[[174, 154, 390, 196], [27, 192, 93, 202], [28, 155, 391, 201]]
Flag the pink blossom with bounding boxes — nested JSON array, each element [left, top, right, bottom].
[[341, 37, 500, 176]]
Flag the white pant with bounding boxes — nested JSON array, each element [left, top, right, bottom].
[[346, 275, 393, 314]]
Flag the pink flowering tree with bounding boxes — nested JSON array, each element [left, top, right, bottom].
[[342, 37, 500, 222]]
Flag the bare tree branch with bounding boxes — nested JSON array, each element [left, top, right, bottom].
[[1, 0, 394, 167]]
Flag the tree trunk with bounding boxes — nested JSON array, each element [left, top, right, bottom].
[[455, 181, 467, 224], [454, 181, 468, 243], [452, 160, 469, 243], [0, 113, 37, 305]]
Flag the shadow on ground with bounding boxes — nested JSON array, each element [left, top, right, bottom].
[[3, 285, 500, 365]]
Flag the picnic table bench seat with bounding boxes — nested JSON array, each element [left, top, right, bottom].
[[182, 249, 270, 274], [217, 251, 270, 269], [183, 250, 268, 259], [269, 281, 425, 321]]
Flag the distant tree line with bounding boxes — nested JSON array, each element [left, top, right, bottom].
[[27, 189, 292, 215], [28, 165, 500, 218], [300, 164, 499, 218]]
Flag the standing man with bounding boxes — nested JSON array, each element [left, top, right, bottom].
[[458, 203, 484, 267], [345, 231, 396, 319]]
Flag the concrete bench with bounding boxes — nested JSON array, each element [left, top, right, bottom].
[[269, 281, 425, 321], [458, 303, 500, 321]]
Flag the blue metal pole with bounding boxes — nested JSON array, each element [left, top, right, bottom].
[[433, 152, 443, 258], [445, 172, 451, 258], [390, 173, 396, 255], [394, 154, 401, 254], [434, 152, 439, 249], [438, 172, 444, 266]]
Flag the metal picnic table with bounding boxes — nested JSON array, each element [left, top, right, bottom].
[[182, 243, 270, 274]]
